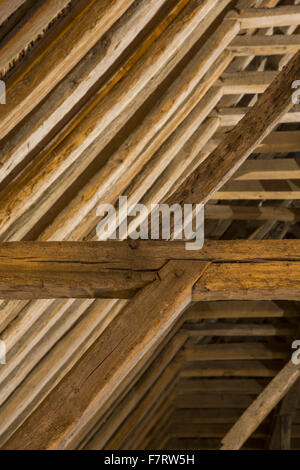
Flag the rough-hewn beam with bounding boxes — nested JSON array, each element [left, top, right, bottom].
[[193, 262, 300, 301], [1, 240, 300, 268], [0, 269, 158, 299], [1, 241, 300, 299]]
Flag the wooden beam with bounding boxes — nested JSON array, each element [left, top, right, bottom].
[[234, 6, 300, 29], [193, 262, 300, 301], [0, 0, 71, 76], [1, 240, 300, 269], [221, 361, 300, 450], [167, 51, 300, 207], [0, 0, 168, 186], [233, 159, 300, 181], [218, 106, 300, 126], [269, 378, 300, 449], [220, 71, 277, 94], [213, 180, 300, 200], [228, 35, 300, 56], [1, 260, 207, 449], [205, 205, 300, 222], [0, 269, 158, 300], [1, 241, 300, 299], [85, 335, 184, 450], [186, 301, 299, 320], [0, 0, 137, 139]]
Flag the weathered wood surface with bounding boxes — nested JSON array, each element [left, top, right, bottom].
[[1, 240, 300, 268], [0, 269, 158, 299], [193, 262, 300, 301]]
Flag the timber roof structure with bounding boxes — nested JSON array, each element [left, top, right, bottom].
[[0, 0, 300, 451]]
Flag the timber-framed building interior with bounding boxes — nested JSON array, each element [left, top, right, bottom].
[[1, 0, 300, 451]]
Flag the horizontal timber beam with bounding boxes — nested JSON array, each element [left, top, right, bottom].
[[231, 6, 300, 29], [193, 262, 300, 301], [205, 205, 300, 222], [0, 240, 300, 298], [228, 35, 300, 56]]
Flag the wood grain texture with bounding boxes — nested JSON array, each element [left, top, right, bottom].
[[193, 262, 300, 301]]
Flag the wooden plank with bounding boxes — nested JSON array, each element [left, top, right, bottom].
[[219, 107, 300, 126], [220, 71, 277, 94], [0, 0, 226, 241], [167, 51, 300, 208], [193, 262, 300, 301], [0, 0, 71, 76], [210, 131, 300, 154], [218, 106, 300, 126], [0, 0, 168, 186], [0, 0, 137, 139], [221, 361, 300, 450], [1, 261, 208, 449], [229, 35, 300, 56], [234, 6, 300, 29], [234, 159, 300, 181]]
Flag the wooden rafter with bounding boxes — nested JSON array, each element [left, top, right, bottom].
[[221, 361, 300, 450]]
